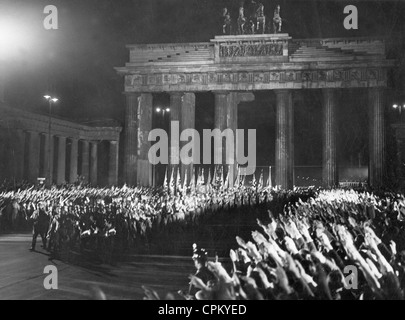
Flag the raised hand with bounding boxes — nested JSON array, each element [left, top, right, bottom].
[[207, 261, 233, 283], [284, 254, 301, 279], [389, 240, 397, 256], [319, 233, 333, 251], [238, 248, 251, 263], [284, 236, 299, 255], [236, 236, 248, 249], [364, 226, 381, 246], [252, 230, 268, 245], [255, 266, 272, 289], [245, 241, 263, 262], [297, 219, 311, 241], [275, 265, 292, 295], [230, 249, 238, 263]]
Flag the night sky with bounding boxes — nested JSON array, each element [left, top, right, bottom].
[[1, 0, 405, 175]]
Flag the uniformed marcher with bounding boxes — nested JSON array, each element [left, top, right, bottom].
[[30, 202, 50, 251]]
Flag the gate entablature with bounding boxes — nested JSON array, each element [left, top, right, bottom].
[[116, 34, 394, 93]]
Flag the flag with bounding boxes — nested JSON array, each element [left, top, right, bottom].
[[163, 167, 168, 190], [205, 168, 212, 192], [220, 166, 224, 187], [234, 165, 240, 187], [258, 169, 264, 190], [176, 167, 181, 192], [267, 166, 272, 189], [201, 168, 205, 185], [251, 173, 257, 190], [196, 168, 201, 187], [190, 167, 196, 193], [183, 168, 188, 192], [169, 168, 175, 193], [241, 170, 246, 187], [223, 166, 230, 190], [196, 168, 205, 191]]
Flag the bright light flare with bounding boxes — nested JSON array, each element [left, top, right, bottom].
[[0, 18, 30, 60]]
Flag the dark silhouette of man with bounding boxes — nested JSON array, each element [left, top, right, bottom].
[[30, 202, 50, 251]]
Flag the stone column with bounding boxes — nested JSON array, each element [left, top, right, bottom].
[[90, 142, 98, 186], [137, 93, 153, 187], [322, 89, 338, 188], [81, 140, 90, 183], [56, 136, 66, 185], [214, 92, 228, 166], [180, 92, 196, 186], [169, 92, 182, 180], [275, 90, 294, 189], [108, 141, 119, 186], [69, 138, 78, 183], [43, 134, 54, 185], [369, 88, 385, 187], [27, 131, 40, 184], [124, 94, 139, 186], [228, 92, 239, 187], [13, 129, 25, 182], [214, 91, 238, 187]]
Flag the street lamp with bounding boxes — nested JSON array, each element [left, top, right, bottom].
[[156, 107, 170, 117], [44, 95, 58, 185], [393, 103, 405, 114]]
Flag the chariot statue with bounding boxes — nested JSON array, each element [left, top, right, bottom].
[[241, 1, 267, 35]]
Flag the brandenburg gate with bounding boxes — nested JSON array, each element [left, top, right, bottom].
[[116, 34, 394, 189]]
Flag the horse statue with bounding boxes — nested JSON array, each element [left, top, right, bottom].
[[273, 5, 282, 33], [255, 2, 266, 34], [237, 6, 247, 35], [222, 7, 232, 35]]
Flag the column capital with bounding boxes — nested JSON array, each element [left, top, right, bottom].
[[26, 129, 40, 134], [274, 89, 292, 96], [123, 92, 142, 97], [169, 91, 184, 97], [212, 90, 230, 96]]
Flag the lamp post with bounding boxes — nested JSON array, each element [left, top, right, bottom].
[[44, 95, 58, 186], [156, 107, 171, 119], [392, 103, 405, 123], [393, 103, 405, 113]]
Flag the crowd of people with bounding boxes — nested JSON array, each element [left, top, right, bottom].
[[1, 180, 405, 300], [162, 189, 405, 300], [0, 181, 282, 260]]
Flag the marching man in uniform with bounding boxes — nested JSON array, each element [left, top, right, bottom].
[[29, 202, 50, 251]]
